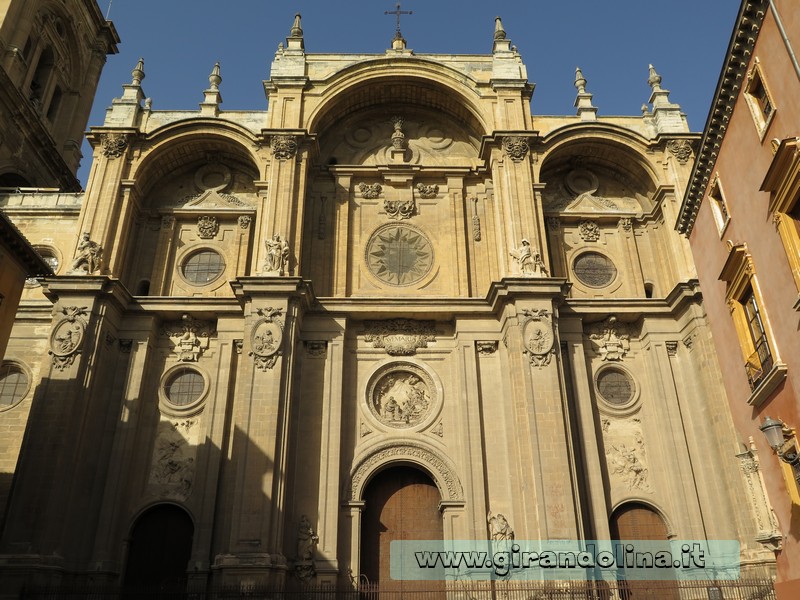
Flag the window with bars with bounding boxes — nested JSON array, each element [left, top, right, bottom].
[[742, 288, 774, 390]]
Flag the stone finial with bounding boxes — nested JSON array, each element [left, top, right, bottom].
[[574, 67, 587, 93], [131, 58, 145, 86], [494, 16, 507, 40], [290, 13, 303, 38], [647, 64, 662, 91], [574, 66, 597, 121], [209, 62, 222, 90]]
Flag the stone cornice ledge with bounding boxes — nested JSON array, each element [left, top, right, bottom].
[[747, 361, 788, 407], [676, 0, 768, 235], [562, 280, 703, 317]]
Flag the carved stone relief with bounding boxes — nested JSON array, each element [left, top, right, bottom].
[[603, 418, 651, 493], [383, 197, 416, 220], [263, 234, 290, 275], [49, 306, 89, 371], [416, 183, 439, 199], [579, 220, 601, 242], [162, 315, 215, 362], [365, 225, 434, 286], [271, 134, 298, 160], [101, 133, 128, 159], [367, 363, 435, 429], [488, 512, 515, 541], [197, 215, 219, 239], [736, 437, 782, 551], [363, 319, 435, 355], [148, 417, 198, 501], [249, 307, 285, 371], [521, 309, 555, 368], [358, 183, 382, 199], [238, 215, 251, 229], [509, 239, 548, 277], [502, 136, 529, 162], [294, 515, 319, 581], [68, 232, 102, 274], [666, 139, 693, 164], [586, 316, 632, 361]]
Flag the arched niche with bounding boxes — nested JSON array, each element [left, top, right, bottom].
[[539, 134, 658, 214]]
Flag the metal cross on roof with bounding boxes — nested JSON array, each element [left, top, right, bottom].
[[385, 2, 412, 35]]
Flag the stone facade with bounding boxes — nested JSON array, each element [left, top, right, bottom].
[[0, 10, 778, 594]]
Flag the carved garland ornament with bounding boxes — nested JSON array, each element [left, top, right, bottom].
[[521, 309, 555, 368], [359, 183, 382, 199], [249, 307, 285, 371], [384, 197, 416, 220], [502, 136, 530, 162], [415, 183, 439, 199], [101, 133, 128, 159], [349, 443, 464, 502], [364, 319, 436, 356], [271, 134, 298, 160], [49, 306, 90, 371]]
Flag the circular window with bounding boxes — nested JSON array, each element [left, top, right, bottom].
[[165, 368, 205, 406], [573, 252, 617, 288], [597, 368, 635, 406], [0, 364, 29, 407], [365, 225, 434, 286], [182, 250, 224, 285]]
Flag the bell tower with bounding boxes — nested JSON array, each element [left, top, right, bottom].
[[0, 0, 118, 189]]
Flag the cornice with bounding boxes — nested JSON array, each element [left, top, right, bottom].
[[676, 0, 768, 235]]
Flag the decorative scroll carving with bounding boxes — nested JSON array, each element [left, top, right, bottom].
[[586, 316, 632, 361], [49, 306, 89, 371], [234, 339, 243, 355], [238, 215, 251, 229], [359, 182, 382, 199], [305, 340, 327, 358], [249, 307, 284, 371], [502, 136, 529, 162], [69, 232, 102, 274], [618, 218, 632, 232], [101, 133, 128, 159], [271, 134, 298, 160], [263, 234, 290, 275], [667, 139, 693, 164], [349, 442, 464, 502], [509, 239, 548, 277], [162, 315, 215, 362], [736, 437, 782, 551], [415, 183, 439, 199], [383, 197, 415, 220], [197, 215, 219, 239], [579, 220, 600, 242], [476, 341, 498, 355], [363, 319, 435, 355], [546, 217, 561, 231], [521, 309, 555, 368]]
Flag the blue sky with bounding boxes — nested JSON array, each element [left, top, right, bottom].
[[79, 1, 740, 185]]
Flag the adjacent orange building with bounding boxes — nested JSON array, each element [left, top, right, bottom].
[[678, 0, 800, 596]]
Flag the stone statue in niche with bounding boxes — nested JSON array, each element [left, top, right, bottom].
[[296, 515, 319, 560], [509, 239, 548, 277], [263, 234, 290, 275], [487, 511, 515, 541], [372, 371, 432, 427], [69, 232, 103, 274]]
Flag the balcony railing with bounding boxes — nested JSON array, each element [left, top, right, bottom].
[[745, 343, 774, 391]]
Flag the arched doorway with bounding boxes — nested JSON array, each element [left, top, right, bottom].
[[123, 504, 194, 592], [361, 465, 443, 589], [610, 502, 677, 600]]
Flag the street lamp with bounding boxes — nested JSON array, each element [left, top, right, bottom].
[[759, 416, 800, 483]]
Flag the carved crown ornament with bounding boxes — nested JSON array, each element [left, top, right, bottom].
[[363, 319, 436, 356], [49, 306, 90, 371], [520, 309, 555, 368], [249, 307, 285, 371], [162, 315, 216, 362]]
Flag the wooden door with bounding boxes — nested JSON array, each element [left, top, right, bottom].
[[361, 466, 443, 590]]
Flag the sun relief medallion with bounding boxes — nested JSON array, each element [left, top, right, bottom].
[[367, 363, 436, 429], [365, 224, 434, 286]]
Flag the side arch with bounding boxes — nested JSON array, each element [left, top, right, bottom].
[[348, 441, 464, 503]]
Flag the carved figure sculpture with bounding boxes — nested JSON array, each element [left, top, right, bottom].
[[510, 239, 547, 277], [297, 514, 319, 561], [264, 234, 290, 275], [488, 511, 514, 541], [70, 232, 103, 274]]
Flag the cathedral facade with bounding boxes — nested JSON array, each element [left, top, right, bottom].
[[0, 7, 779, 594]]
